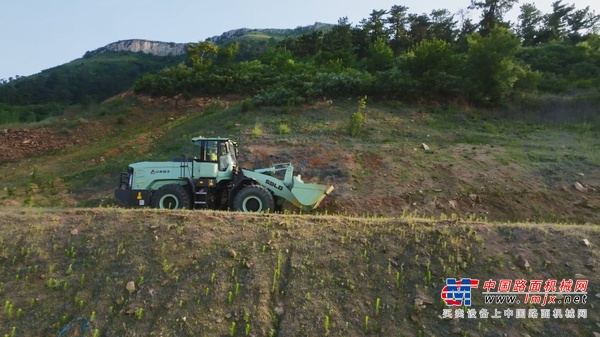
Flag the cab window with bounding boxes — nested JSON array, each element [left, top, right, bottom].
[[206, 140, 219, 162]]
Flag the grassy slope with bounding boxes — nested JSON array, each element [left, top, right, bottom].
[[0, 97, 599, 336], [0, 96, 598, 223], [0, 208, 598, 337]]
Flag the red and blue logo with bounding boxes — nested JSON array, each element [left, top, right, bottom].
[[441, 278, 480, 306]]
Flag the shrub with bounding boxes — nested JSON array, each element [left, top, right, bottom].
[[314, 69, 374, 98], [279, 124, 291, 134], [204, 98, 227, 115], [253, 87, 306, 107], [348, 96, 367, 137], [251, 123, 263, 137], [241, 99, 254, 113]]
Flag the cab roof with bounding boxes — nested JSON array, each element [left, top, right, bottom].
[[191, 137, 233, 143]]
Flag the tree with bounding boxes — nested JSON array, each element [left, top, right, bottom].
[[215, 42, 239, 67], [517, 3, 544, 46], [517, 41, 597, 92], [538, 0, 575, 43], [351, 26, 372, 60], [360, 9, 389, 43], [463, 26, 527, 104], [456, 9, 478, 52], [321, 17, 356, 67], [566, 6, 600, 42], [230, 60, 265, 95], [386, 5, 411, 53], [405, 39, 462, 99], [290, 31, 323, 58], [259, 46, 297, 73], [186, 41, 219, 71], [407, 14, 432, 45], [469, 0, 519, 36], [430, 9, 458, 42], [364, 38, 394, 72], [134, 63, 192, 100]]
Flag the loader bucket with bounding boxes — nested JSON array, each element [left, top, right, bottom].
[[291, 176, 334, 209]]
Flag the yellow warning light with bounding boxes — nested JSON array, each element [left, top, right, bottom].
[[136, 192, 142, 200], [209, 181, 214, 187]]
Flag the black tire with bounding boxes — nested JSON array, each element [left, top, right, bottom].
[[233, 185, 275, 213], [151, 184, 191, 210]]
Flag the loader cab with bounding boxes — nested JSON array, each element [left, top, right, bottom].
[[192, 137, 238, 172]]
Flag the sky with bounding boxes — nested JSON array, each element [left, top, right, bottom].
[[1, 0, 599, 81]]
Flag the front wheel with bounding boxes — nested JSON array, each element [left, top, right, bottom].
[[233, 185, 275, 213], [152, 184, 191, 209]]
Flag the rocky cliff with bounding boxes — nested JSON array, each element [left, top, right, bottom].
[[90, 39, 191, 57], [86, 22, 333, 57]]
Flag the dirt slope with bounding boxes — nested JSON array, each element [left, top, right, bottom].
[[0, 208, 598, 336], [0, 126, 88, 162], [0, 95, 598, 225]]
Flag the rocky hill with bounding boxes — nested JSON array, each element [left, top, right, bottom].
[[88, 39, 190, 57], [83, 22, 334, 58], [206, 22, 333, 43], [0, 22, 333, 111]]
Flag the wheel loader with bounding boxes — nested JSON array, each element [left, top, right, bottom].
[[114, 137, 334, 212]]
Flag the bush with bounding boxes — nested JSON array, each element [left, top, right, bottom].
[[279, 124, 291, 134], [251, 123, 263, 137], [348, 96, 367, 137], [537, 73, 569, 93], [241, 99, 254, 113], [314, 70, 374, 98], [204, 99, 227, 115], [405, 39, 463, 100], [253, 87, 306, 107]]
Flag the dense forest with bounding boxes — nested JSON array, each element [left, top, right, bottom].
[[1, 0, 600, 124], [134, 0, 600, 109]]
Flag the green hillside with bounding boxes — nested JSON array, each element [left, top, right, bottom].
[[0, 24, 333, 124], [0, 52, 184, 123], [3, 2, 600, 125]]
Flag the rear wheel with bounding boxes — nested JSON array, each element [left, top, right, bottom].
[[152, 184, 191, 209], [233, 185, 275, 213]]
